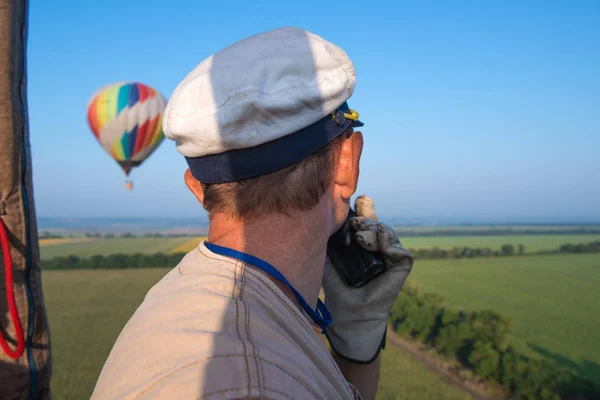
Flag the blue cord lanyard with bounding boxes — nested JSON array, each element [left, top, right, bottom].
[[205, 242, 332, 333]]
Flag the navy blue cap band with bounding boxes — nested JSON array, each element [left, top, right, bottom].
[[185, 102, 363, 184]]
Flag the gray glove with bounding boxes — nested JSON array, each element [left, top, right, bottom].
[[323, 196, 414, 363]]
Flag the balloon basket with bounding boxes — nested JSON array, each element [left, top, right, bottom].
[[125, 180, 133, 191]]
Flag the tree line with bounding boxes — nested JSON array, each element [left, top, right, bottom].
[[410, 243, 525, 259], [40, 241, 600, 270], [390, 286, 599, 400], [409, 241, 600, 260], [42, 253, 188, 270]]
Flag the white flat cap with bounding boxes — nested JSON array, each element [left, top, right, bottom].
[[163, 26, 363, 184]]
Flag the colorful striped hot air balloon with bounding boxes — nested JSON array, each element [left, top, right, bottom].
[[87, 82, 167, 189]]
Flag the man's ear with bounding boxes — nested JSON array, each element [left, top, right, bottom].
[[184, 169, 205, 206], [334, 131, 364, 201]]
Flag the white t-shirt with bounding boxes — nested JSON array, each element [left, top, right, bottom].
[[92, 242, 360, 400]]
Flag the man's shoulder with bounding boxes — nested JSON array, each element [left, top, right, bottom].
[[92, 245, 354, 399]]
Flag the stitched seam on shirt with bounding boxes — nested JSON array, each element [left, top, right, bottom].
[[198, 246, 238, 267], [237, 263, 253, 397], [131, 354, 250, 399], [259, 358, 319, 400], [177, 247, 341, 399], [196, 247, 334, 398], [204, 386, 295, 400], [246, 279, 352, 398], [349, 383, 363, 400], [241, 268, 263, 399], [263, 387, 297, 400], [198, 245, 308, 334], [183, 272, 238, 281], [243, 274, 313, 333], [245, 277, 314, 338], [197, 246, 261, 397], [200, 248, 308, 335], [233, 261, 252, 398], [197, 249, 309, 339], [244, 288, 345, 399], [197, 247, 310, 336]]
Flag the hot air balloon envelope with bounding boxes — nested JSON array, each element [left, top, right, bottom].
[[87, 82, 167, 178]]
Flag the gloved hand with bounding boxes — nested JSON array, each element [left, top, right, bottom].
[[323, 196, 414, 364]]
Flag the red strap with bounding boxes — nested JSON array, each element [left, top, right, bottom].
[[0, 217, 25, 359]]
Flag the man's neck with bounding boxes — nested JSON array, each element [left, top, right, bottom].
[[207, 206, 332, 310]]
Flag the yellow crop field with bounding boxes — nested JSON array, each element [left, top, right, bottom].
[[39, 238, 90, 246], [169, 236, 208, 253]]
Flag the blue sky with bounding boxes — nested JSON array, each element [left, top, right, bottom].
[[27, 0, 599, 221]]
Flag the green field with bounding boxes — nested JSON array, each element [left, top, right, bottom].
[[400, 234, 600, 252], [40, 235, 600, 394], [44, 269, 168, 399], [39, 233, 600, 260], [377, 346, 471, 400], [44, 268, 470, 400], [406, 253, 600, 384], [40, 237, 191, 260]]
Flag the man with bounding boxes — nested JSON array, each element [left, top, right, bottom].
[[92, 26, 413, 400]]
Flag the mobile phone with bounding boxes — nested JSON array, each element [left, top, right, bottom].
[[326, 208, 387, 288]]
